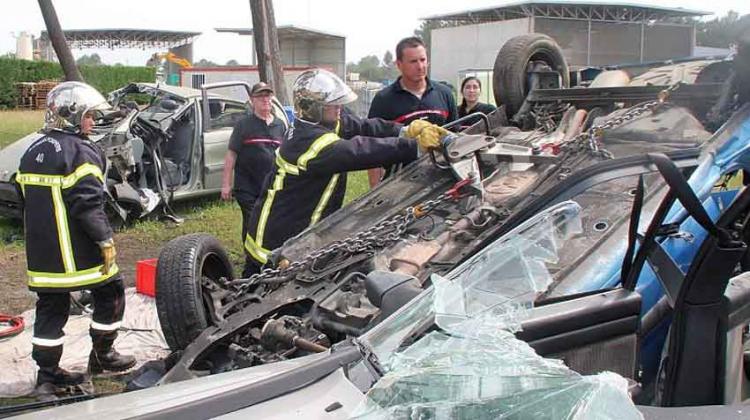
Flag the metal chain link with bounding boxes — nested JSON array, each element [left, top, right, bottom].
[[231, 193, 453, 295], [561, 83, 682, 159]]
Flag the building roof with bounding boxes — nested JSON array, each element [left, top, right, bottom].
[[423, 1, 710, 24], [215, 25, 344, 41], [40, 29, 200, 49]]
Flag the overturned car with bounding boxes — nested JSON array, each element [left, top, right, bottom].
[[152, 32, 745, 391], [0, 82, 289, 224]]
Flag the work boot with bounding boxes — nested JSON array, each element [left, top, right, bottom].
[[35, 366, 86, 387], [88, 348, 136, 374]]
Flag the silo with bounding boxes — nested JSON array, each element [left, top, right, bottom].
[[15, 32, 34, 60]]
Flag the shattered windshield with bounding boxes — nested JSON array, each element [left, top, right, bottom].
[[354, 201, 643, 419]]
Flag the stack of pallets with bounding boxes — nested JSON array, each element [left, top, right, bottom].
[[15, 83, 36, 109], [34, 81, 59, 110]]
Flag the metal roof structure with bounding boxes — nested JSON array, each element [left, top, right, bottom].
[[423, 1, 710, 24], [39, 29, 200, 49], [215, 25, 344, 41]]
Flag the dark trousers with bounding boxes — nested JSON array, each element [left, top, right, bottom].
[[32, 276, 125, 368], [237, 196, 262, 279], [236, 196, 257, 244]]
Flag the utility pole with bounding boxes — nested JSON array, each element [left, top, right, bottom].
[[37, 0, 83, 82], [250, 0, 289, 104]]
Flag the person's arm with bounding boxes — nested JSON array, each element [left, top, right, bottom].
[[222, 119, 246, 200], [221, 150, 237, 200], [339, 111, 402, 139], [305, 135, 417, 175], [65, 145, 112, 244]]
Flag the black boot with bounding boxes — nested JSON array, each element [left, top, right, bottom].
[[36, 366, 85, 387], [89, 332, 136, 374], [88, 348, 136, 373]]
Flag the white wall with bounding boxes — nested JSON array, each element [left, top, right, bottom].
[[180, 68, 310, 102], [430, 18, 531, 86]]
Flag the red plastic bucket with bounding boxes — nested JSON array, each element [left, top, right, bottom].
[[135, 258, 158, 297]]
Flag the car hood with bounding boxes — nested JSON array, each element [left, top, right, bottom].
[[0, 131, 44, 183]]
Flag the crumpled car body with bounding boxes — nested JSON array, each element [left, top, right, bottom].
[[0, 82, 289, 224], [150, 80, 735, 386]]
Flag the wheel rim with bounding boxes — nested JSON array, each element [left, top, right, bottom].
[[199, 252, 232, 325]]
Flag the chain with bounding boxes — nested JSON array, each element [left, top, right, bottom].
[[561, 83, 682, 159], [230, 192, 456, 296]]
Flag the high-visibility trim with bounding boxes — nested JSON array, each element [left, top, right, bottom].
[[244, 233, 271, 264], [28, 263, 119, 289], [90, 320, 122, 332], [310, 174, 339, 226], [297, 133, 339, 170], [31, 336, 65, 347], [51, 185, 76, 273], [275, 151, 300, 175], [256, 169, 287, 248], [16, 163, 103, 189]]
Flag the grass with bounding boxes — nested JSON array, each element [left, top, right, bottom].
[[125, 170, 370, 266], [0, 110, 44, 147]]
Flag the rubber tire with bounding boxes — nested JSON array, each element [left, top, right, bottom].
[[493, 33, 570, 118], [155, 233, 234, 351]]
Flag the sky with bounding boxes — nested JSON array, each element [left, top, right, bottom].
[[1, 0, 749, 66]]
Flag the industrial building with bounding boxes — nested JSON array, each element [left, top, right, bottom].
[[424, 1, 711, 102], [214, 25, 346, 79]]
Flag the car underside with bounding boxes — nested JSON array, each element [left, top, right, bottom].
[[155, 37, 745, 386]]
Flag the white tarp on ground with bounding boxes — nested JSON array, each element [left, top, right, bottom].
[[0, 288, 170, 397]]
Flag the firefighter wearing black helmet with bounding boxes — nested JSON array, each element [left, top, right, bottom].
[[17, 81, 135, 397], [242, 69, 449, 276]]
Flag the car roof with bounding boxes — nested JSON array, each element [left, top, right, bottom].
[[134, 83, 233, 101]]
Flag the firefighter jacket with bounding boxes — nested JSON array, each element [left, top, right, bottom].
[[17, 130, 117, 292], [244, 113, 418, 265]]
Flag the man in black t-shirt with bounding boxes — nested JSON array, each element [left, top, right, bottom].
[[367, 36, 457, 184], [221, 82, 286, 246]]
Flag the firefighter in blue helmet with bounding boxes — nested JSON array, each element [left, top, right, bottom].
[[17, 82, 135, 397], [242, 68, 448, 276]]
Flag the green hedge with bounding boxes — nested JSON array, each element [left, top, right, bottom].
[[0, 58, 155, 109]]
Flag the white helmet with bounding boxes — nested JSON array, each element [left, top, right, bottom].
[[292, 69, 357, 123], [44, 81, 111, 133]]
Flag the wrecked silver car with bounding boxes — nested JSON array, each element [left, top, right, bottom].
[[0, 82, 289, 224]]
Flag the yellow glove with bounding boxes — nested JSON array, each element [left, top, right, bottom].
[[403, 119, 432, 139], [416, 125, 450, 151], [98, 239, 117, 275]]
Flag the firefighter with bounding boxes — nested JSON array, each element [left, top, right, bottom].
[[242, 69, 448, 276], [17, 82, 135, 396]]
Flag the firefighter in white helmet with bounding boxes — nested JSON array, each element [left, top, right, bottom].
[[17, 81, 136, 397], [242, 68, 448, 276]]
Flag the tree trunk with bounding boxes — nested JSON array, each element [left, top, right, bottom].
[[38, 0, 83, 82], [249, 0, 289, 104]]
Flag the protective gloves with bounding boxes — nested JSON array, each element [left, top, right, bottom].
[[415, 125, 450, 151], [98, 238, 117, 275], [403, 119, 432, 139]]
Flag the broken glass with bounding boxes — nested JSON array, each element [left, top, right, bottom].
[[353, 201, 643, 419]]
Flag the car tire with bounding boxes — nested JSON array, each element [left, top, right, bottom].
[[155, 233, 234, 351], [493, 33, 570, 119]]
